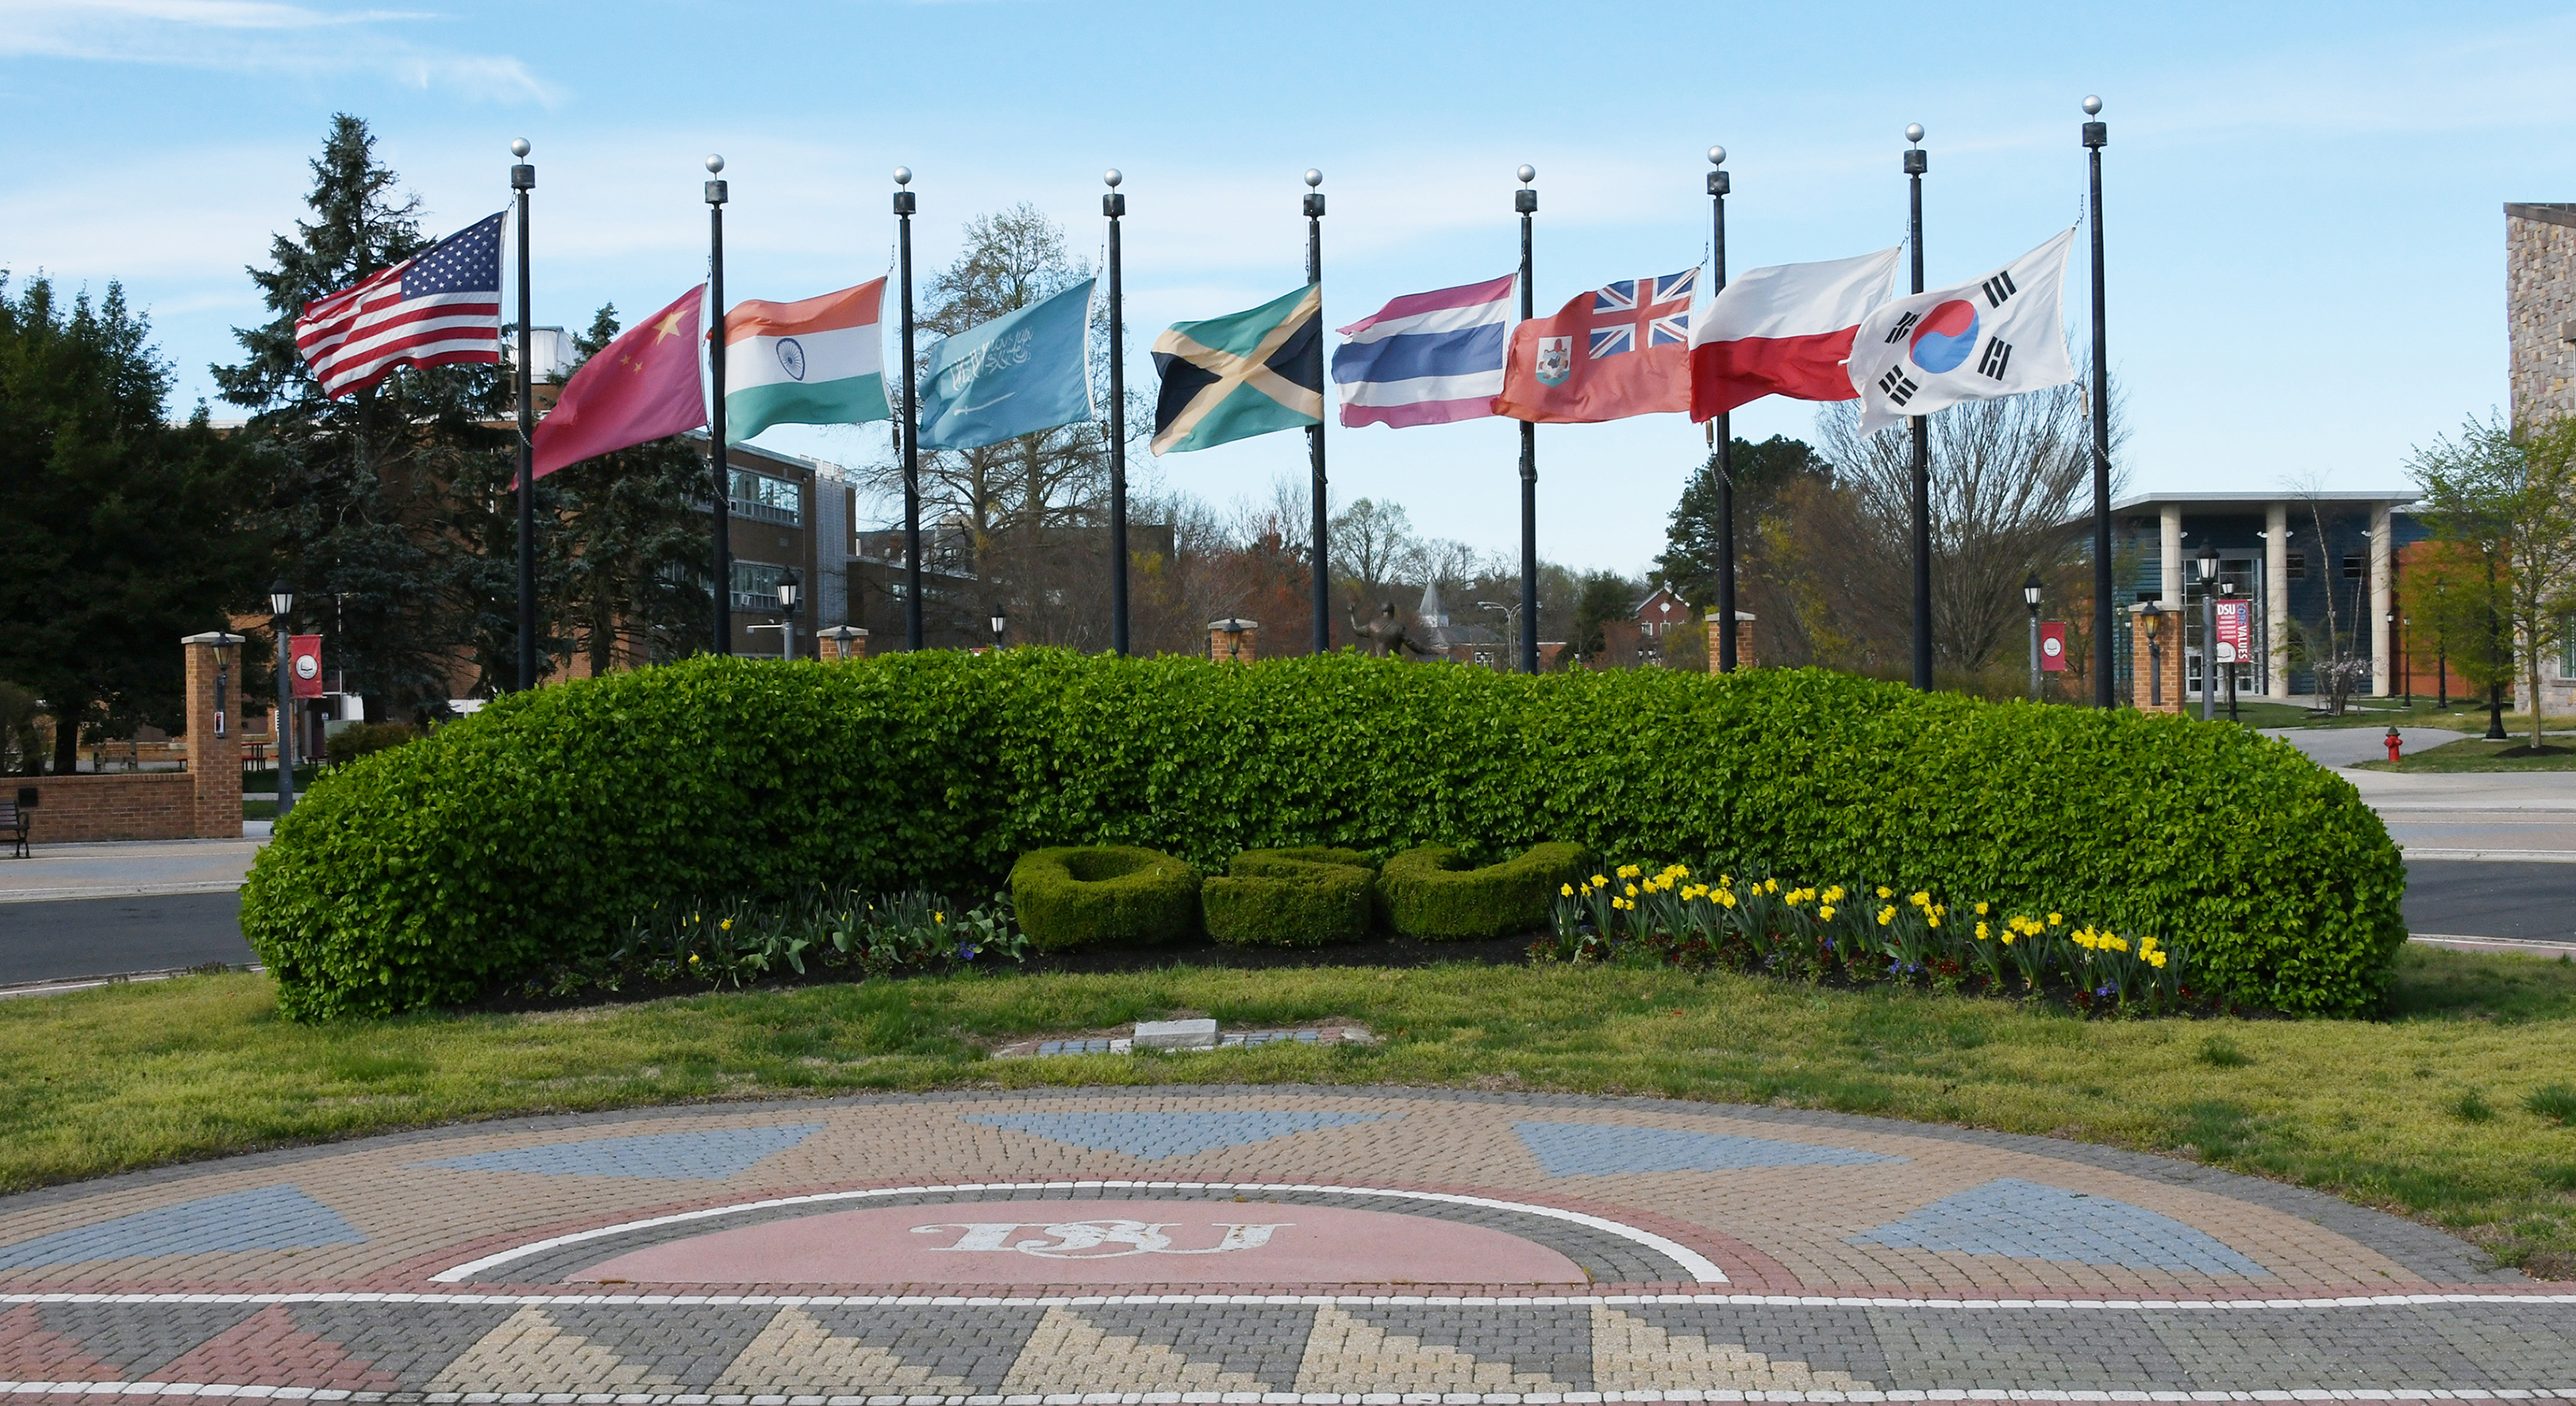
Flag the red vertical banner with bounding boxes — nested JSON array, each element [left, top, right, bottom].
[[2039, 621, 2068, 672], [2214, 601, 2252, 665], [290, 634, 325, 699]]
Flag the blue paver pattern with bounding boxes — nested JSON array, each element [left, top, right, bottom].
[[410, 1123, 823, 1180], [1514, 1120, 1905, 1176], [963, 1109, 1388, 1158], [1850, 1176, 2272, 1275], [0, 1184, 363, 1269]]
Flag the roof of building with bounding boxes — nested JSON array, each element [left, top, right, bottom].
[[2507, 202, 2576, 230], [2110, 490, 2418, 512]]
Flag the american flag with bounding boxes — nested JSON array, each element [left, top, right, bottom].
[[294, 211, 506, 398]]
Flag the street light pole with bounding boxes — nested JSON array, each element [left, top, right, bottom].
[[1708, 146, 1736, 673], [2083, 96, 2114, 709], [1905, 124, 1932, 692], [2197, 541, 2220, 722], [776, 570, 799, 663], [268, 580, 295, 818], [511, 138, 536, 693], [1515, 164, 1540, 676], [2024, 572, 2043, 701]]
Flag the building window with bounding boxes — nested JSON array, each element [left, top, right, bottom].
[[729, 469, 802, 527], [2342, 554, 2365, 580], [730, 560, 788, 613], [2286, 553, 2305, 579]]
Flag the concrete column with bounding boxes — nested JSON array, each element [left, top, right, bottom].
[[2159, 505, 2184, 608], [2370, 505, 2393, 696], [2266, 502, 2292, 698]]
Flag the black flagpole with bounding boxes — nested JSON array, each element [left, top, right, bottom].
[[1708, 146, 1735, 673], [1905, 125, 1932, 692], [1516, 165, 1539, 675], [1105, 169, 1128, 656], [1304, 170, 1329, 655], [706, 154, 732, 657], [896, 167, 923, 651], [2084, 96, 2113, 708], [511, 139, 536, 690]]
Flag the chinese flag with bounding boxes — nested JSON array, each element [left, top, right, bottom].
[[530, 285, 708, 478], [1493, 268, 1696, 424]]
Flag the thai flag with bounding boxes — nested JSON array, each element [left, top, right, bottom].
[[1330, 273, 1514, 428]]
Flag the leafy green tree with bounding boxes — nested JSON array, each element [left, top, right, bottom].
[[2410, 412, 2576, 750], [1652, 434, 1832, 609], [213, 113, 515, 713], [548, 304, 716, 674], [0, 275, 263, 771], [1563, 569, 1638, 667]]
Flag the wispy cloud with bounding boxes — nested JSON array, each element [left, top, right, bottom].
[[0, 0, 559, 105]]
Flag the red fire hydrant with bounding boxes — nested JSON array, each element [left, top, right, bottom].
[[2386, 727, 2404, 763]]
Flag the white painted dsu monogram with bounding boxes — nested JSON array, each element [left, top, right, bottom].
[[911, 1219, 1290, 1258]]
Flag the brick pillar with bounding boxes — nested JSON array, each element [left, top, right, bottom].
[[1209, 618, 1258, 663], [2129, 603, 2184, 713], [1703, 610, 1759, 672], [182, 631, 244, 839], [816, 625, 870, 662]]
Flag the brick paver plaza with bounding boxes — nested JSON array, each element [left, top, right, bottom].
[[2, 1086, 2569, 1397]]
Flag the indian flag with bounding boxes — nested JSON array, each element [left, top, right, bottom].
[[722, 279, 890, 444]]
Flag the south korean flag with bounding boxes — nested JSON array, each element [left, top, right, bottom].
[[1847, 228, 2077, 434]]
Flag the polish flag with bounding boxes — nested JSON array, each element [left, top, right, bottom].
[[1688, 247, 1900, 421]]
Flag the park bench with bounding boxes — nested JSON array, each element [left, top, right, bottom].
[[1, 793, 26, 859]]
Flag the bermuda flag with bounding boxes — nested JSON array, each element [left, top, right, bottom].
[[1847, 229, 2077, 435], [1494, 268, 1697, 424], [293, 212, 505, 398], [723, 279, 891, 444], [1329, 273, 1513, 428], [1687, 247, 1899, 421]]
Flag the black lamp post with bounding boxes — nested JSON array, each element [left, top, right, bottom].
[[1304, 167, 1329, 658], [2140, 594, 2164, 709], [706, 154, 732, 657], [511, 137, 537, 693], [990, 603, 1007, 652], [2197, 540, 2220, 721], [269, 578, 296, 817], [2023, 573, 2043, 701], [775, 568, 799, 662], [1905, 123, 1932, 692], [1104, 169, 1128, 657], [2390, 607, 2408, 707], [1514, 163, 1539, 676], [1709, 144, 1737, 674], [2083, 96, 2113, 708]]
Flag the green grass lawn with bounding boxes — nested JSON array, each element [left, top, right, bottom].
[[2351, 736, 2576, 772], [11, 948, 2576, 1272]]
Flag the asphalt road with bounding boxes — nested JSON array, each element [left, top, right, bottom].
[[0, 890, 253, 986], [0, 863, 2569, 988]]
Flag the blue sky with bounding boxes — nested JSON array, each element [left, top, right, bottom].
[[5, 1, 2573, 572]]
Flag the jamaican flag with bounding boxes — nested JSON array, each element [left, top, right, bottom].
[[1150, 284, 1323, 455]]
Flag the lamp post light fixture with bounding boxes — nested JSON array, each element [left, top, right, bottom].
[[775, 568, 799, 662], [990, 603, 1008, 651], [268, 578, 297, 818], [2023, 572, 2043, 701], [2196, 540, 2220, 721], [2139, 594, 2165, 709], [1476, 599, 1527, 670]]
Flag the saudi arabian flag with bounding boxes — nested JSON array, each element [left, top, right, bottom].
[[723, 279, 890, 444], [1151, 283, 1323, 455], [917, 279, 1095, 451]]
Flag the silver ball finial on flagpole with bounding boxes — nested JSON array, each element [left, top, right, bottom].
[[705, 154, 724, 174], [1105, 168, 1123, 188], [1304, 168, 1323, 188], [1708, 145, 1725, 167], [894, 166, 912, 186], [2082, 94, 2103, 115], [1905, 124, 1924, 145], [511, 137, 530, 159], [1517, 164, 1536, 185]]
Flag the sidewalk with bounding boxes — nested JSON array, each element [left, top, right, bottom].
[[0, 835, 266, 905]]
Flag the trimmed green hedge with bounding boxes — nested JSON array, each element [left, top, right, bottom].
[[1009, 846, 1201, 952], [1381, 842, 1590, 939], [1203, 848, 1376, 947], [241, 651, 2406, 1020]]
